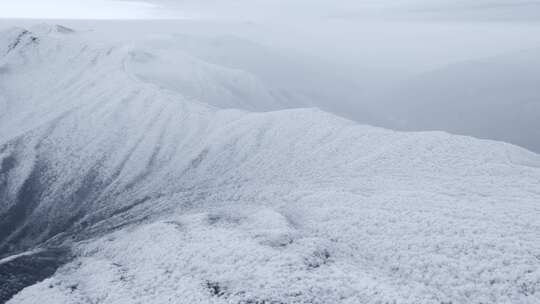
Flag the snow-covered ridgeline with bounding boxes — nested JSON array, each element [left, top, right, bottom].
[[0, 25, 539, 303]]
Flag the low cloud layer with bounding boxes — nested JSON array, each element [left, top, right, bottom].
[[0, 0, 160, 19], [143, 0, 540, 21], [2, 0, 540, 20]]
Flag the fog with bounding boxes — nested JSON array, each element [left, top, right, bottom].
[[142, 0, 540, 21], [0, 0, 163, 19], [1, 0, 539, 152]]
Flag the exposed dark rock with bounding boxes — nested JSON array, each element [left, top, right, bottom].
[[6, 30, 29, 53], [205, 280, 227, 297], [305, 249, 331, 269]]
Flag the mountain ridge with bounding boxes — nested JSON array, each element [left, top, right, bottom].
[[1, 25, 539, 304]]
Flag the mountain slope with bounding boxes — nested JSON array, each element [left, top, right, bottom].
[[1, 25, 539, 304], [374, 49, 540, 153]]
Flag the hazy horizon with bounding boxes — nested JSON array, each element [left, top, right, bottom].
[[3, 0, 540, 21]]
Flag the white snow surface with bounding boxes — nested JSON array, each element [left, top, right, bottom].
[[1, 25, 540, 304]]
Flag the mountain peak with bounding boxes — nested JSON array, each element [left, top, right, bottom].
[[29, 23, 75, 35]]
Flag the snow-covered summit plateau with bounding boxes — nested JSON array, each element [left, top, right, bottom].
[[0, 25, 539, 304]]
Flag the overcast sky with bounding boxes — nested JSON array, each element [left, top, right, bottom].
[[0, 0, 167, 19], [2, 0, 540, 20]]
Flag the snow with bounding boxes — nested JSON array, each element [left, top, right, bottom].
[[2, 18, 540, 154], [0, 249, 43, 265], [0, 25, 539, 303]]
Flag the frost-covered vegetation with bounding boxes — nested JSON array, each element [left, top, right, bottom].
[[0, 24, 539, 303]]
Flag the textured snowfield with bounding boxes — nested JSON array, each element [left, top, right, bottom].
[[1, 25, 540, 303]]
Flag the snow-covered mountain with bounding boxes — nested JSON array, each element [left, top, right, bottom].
[[1, 25, 539, 304], [374, 49, 540, 153]]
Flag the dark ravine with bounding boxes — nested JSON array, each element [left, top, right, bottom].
[[0, 160, 48, 255], [0, 247, 72, 304]]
